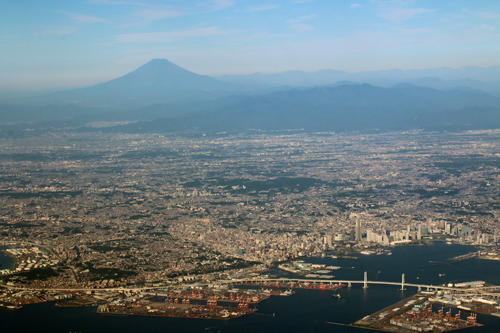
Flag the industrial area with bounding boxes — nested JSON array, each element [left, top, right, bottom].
[[353, 293, 483, 332]]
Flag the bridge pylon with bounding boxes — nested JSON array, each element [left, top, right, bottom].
[[363, 271, 368, 289], [400, 273, 406, 291]]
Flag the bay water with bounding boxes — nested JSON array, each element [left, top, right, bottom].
[[1, 241, 500, 332]]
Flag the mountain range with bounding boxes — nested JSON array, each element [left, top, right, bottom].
[[104, 83, 500, 133], [2, 59, 500, 134], [218, 66, 500, 95]]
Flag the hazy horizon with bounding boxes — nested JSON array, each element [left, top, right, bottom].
[[2, 0, 500, 92], [3, 60, 500, 94]]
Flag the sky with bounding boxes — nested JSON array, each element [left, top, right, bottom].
[[1, 0, 500, 91]]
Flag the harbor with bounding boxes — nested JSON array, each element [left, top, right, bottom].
[[2, 242, 500, 332], [353, 293, 483, 332], [97, 301, 258, 320], [93, 286, 287, 320]]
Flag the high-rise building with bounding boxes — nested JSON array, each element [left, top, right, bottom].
[[355, 219, 361, 242], [324, 234, 333, 247]]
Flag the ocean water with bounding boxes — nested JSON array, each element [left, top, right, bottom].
[[1, 241, 500, 333], [0, 246, 15, 270]]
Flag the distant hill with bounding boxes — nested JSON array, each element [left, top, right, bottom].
[[0, 103, 106, 123], [0, 96, 253, 125], [106, 83, 500, 133], [218, 66, 500, 88], [412, 106, 500, 131]]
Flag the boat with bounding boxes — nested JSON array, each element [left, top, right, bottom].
[[439, 273, 446, 277], [279, 289, 294, 296], [331, 283, 347, 290], [332, 294, 341, 298]]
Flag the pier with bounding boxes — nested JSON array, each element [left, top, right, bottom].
[[352, 294, 483, 332], [448, 251, 479, 261]]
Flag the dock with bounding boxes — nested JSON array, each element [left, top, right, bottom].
[[352, 294, 483, 332], [448, 252, 479, 261]]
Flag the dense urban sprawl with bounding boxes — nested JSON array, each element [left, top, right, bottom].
[[1, 129, 500, 289]]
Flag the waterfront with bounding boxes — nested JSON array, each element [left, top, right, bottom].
[[2, 242, 500, 332]]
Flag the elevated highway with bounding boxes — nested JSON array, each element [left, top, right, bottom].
[[2, 271, 499, 298]]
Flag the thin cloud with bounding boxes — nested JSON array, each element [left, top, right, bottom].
[[138, 9, 182, 21], [211, 0, 235, 11], [287, 14, 316, 32], [116, 27, 228, 43], [378, 7, 434, 23], [247, 5, 279, 12], [58, 11, 107, 23], [475, 24, 496, 32], [351, 4, 363, 8], [372, 0, 417, 5], [290, 24, 314, 32], [86, 0, 147, 5], [461, 9, 500, 20], [38, 26, 79, 36], [287, 14, 317, 24]]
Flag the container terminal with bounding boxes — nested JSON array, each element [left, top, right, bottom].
[[95, 286, 292, 320], [352, 293, 483, 332], [97, 299, 258, 320]]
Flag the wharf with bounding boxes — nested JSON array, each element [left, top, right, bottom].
[[352, 295, 419, 327], [149, 288, 271, 304], [56, 296, 102, 307], [97, 302, 257, 320], [448, 252, 478, 261], [94, 285, 287, 320], [352, 294, 483, 332]]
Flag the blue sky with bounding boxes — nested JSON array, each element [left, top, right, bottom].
[[1, 0, 500, 91]]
